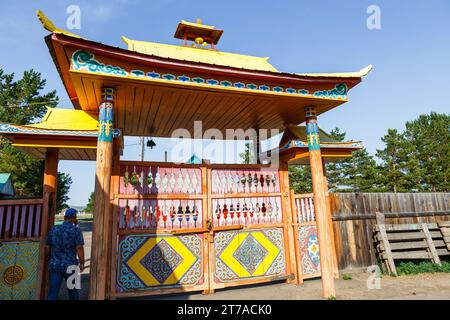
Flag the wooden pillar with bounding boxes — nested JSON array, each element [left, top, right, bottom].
[[89, 87, 115, 300], [107, 139, 121, 299], [38, 148, 59, 299], [305, 106, 336, 298], [321, 158, 339, 279]]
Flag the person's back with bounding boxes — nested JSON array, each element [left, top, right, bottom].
[[47, 221, 83, 272], [46, 208, 84, 300]]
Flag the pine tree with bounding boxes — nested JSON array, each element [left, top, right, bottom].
[[325, 127, 347, 192], [288, 165, 312, 193], [85, 192, 95, 213], [342, 148, 382, 192], [404, 112, 449, 192], [376, 129, 424, 192], [0, 68, 72, 209]]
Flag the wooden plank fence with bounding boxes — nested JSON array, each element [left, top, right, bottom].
[[0, 198, 44, 241], [328, 193, 450, 270]]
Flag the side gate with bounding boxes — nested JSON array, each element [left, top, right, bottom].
[[291, 193, 322, 281], [0, 199, 45, 300]]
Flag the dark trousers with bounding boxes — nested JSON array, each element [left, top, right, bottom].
[[48, 269, 80, 300]]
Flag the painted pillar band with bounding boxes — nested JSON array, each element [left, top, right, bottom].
[[305, 105, 336, 298], [98, 87, 115, 142], [305, 107, 320, 151]]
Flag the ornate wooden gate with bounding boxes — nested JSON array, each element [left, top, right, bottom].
[[0, 199, 45, 300], [110, 161, 295, 298], [291, 193, 321, 281]]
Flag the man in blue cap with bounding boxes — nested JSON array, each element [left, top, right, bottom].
[[45, 207, 85, 300]]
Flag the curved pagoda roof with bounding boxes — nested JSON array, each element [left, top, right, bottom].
[[0, 108, 122, 160], [263, 125, 363, 165], [35, 10, 372, 138]]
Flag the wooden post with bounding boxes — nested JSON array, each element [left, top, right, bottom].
[[321, 158, 339, 279], [89, 87, 115, 300], [279, 162, 298, 284], [305, 106, 335, 298], [107, 139, 121, 299], [38, 148, 59, 299]]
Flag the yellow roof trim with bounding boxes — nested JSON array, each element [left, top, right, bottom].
[[122, 36, 278, 72], [180, 19, 215, 30], [26, 108, 98, 131], [296, 65, 373, 78], [36, 10, 83, 39]]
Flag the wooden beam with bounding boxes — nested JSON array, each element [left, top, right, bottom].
[[89, 88, 115, 300], [305, 107, 335, 298], [38, 148, 59, 299]]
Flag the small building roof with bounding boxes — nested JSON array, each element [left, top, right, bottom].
[[262, 126, 363, 165], [27, 107, 99, 131], [122, 36, 278, 72], [185, 154, 202, 164], [0, 108, 122, 161], [174, 19, 224, 45], [0, 173, 15, 196]]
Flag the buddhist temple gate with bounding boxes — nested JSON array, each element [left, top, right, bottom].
[[0, 10, 371, 299]]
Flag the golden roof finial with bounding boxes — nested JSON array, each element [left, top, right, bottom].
[[36, 10, 82, 39], [196, 18, 203, 25]]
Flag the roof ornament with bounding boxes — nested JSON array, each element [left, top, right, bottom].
[[36, 10, 82, 39], [174, 18, 224, 50]]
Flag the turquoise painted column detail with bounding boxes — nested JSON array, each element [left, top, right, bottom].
[[98, 87, 115, 142], [305, 106, 320, 151]]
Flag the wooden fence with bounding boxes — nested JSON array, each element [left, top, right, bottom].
[[0, 198, 44, 241], [329, 193, 450, 270]]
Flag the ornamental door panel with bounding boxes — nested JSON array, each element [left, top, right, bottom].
[[112, 162, 209, 298], [0, 241, 40, 300], [209, 166, 289, 289], [293, 194, 321, 279]]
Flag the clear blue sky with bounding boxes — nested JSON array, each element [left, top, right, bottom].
[[1, 0, 449, 206]]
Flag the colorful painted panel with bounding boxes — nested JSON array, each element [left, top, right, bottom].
[[0, 241, 40, 300], [116, 234, 203, 292], [119, 165, 202, 195], [298, 225, 321, 276], [214, 228, 286, 283], [212, 196, 282, 227], [211, 169, 280, 194], [118, 199, 203, 230]]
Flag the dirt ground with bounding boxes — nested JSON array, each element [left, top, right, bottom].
[[56, 221, 450, 300]]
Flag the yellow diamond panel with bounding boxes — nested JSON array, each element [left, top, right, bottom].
[[214, 228, 286, 283], [117, 234, 203, 292]]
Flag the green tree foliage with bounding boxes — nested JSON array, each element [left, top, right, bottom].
[[239, 142, 254, 164], [325, 127, 347, 192], [0, 68, 72, 209], [0, 69, 58, 124], [342, 148, 382, 192], [287, 112, 449, 193], [56, 173, 72, 212], [403, 112, 449, 191], [376, 129, 425, 192], [288, 165, 312, 193], [85, 192, 95, 213]]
